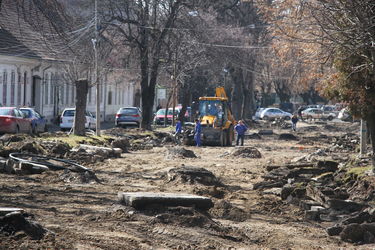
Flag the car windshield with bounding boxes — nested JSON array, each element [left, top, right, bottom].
[[20, 109, 32, 118], [120, 108, 138, 115], [63, 110, 75, 117], [157, 109, 178, 115], [199, 100, 223, 116], [0, 108, 12, 116]]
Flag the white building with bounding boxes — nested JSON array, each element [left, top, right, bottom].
[[0, 1, 138, 123]]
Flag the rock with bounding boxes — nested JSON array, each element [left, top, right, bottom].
[[51, 142, 71, 156], [0, 212, 47, 240], [326, 225, 343, 236], [118, 192, 214, 210], [340, 223, 365, 243], [165, 147, 197, 159], [341, 211, 372, 225], [316, 160, 339, 172], [299, 200, 322, 210], [230, 147, 262, 158], [363, 230, 375, 244], [278, 133, 299, 141], [327, 199, 365, 213], [111, 138, 130, 152], [246, 133, 262, 139], [305, 210, 320, 221], [167, 166, 222, 186], [258, 130, 273, 135]]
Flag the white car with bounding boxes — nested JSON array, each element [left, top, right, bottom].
[[60, 108, 96, 131], [260, 108, 292, 120], [338, 108, 352, 121], [301, 108, 336, 121]]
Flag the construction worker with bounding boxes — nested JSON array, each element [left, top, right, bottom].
[[234, 120, 247, 146], [194, 118, 202, 147], [175, 118, 182, 134]]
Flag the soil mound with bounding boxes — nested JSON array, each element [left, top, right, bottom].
[[59, 169, 100, 184], [278, 133, 299, 141], [165, 147, 197, 159], [210, 200, 250, 222], [167, 166, 222, 186], [230, 147, 262, 158]]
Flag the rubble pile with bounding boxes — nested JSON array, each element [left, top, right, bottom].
[[165, 147, 197, 159], [329, 133, 359, 153], [254, 155, 375, 244], [0, 210, 48, 240], [167, 166, 221, 186], [229, 147, 262, 158]]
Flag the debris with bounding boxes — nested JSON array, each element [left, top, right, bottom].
[[165, 147, 197, 159], [209, 200, 250, 222], [258, 130, 273, 135], [118, 192, 214, 210], [229, 147, 262, 158], [278, 133, 299, 141], [0, 211, 48, 240], [167, 166, 222, 186]]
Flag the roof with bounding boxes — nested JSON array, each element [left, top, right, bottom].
[[0, 0, 68, 61]]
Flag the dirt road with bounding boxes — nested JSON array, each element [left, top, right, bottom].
[[0, 121, 371, 249]]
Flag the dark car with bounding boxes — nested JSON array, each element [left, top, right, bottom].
[[20, 108, 48, 134], [115, 107, 142, 127], [0, 107, 31, 134]]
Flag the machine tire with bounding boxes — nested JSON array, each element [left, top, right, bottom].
[[220, 130, 227, 147], [226, 126, 233, 146], [327, 116, 334, 121]]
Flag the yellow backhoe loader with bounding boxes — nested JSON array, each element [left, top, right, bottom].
[[198, 87, 236, 146]]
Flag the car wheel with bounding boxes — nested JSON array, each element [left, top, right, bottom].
[[328, 116, 334, 121], [15, 125, 20, 134], [263, 115, 269, 121], [32, 125, 37, 134]]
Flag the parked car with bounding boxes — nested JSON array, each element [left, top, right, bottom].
[[20, 107, 47, 133], [115, 107, 142, 127], [59, 108, 96, 131], [254, 107, 265, 120], [321, 105, 339, 117], [260, 108, 292, 120], [153, 108, 179, 125], [301, 108, 336, 121], [0, 107, 31, 134], [338, 108, 352, 121]]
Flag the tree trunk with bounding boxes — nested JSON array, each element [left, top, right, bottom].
[[230, 68, 243, 120], [73, 79, 88, 136], [178, 83, 190, 124], [366, 114, 375, 172], [241, 69, 255, 119]]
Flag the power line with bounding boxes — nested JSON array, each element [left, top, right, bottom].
[[192, 41, 271, 49]]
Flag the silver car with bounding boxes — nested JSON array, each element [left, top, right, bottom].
[[115, 107, 142, 127], [260, 108, 292, 120]]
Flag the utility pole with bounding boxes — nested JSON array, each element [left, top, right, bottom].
[[172, 48, 178, 126], [94, 0, 101, 136]]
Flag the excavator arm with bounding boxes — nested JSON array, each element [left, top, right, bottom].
[[215, 87, 228, 99]]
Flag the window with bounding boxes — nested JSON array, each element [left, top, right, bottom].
[[108, 91, 112, 105], [66, 83, 70, 105], [61, 84, 64, 105], [23, 72, 27, 106], [44, 73, 49, 105], [3, 70, 8, 105], [10, 71, 15, 105], [17, 72, 21, 105], [88, 86, 92, 103], [50, 73, 54, 104]]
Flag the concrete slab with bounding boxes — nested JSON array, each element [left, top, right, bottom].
[[118, 192, 213, 210], [0, 207, 24, 216]]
